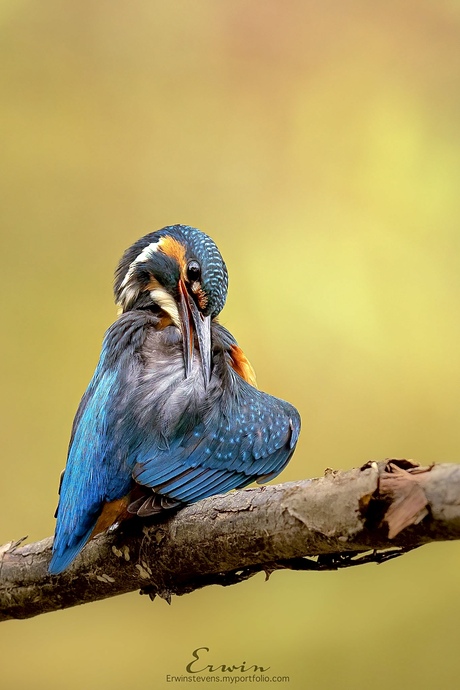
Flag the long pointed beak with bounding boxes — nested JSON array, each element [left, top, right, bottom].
[[178, 280, 212, 388]]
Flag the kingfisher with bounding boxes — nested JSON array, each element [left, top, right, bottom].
[[49, 225, 300, 574]]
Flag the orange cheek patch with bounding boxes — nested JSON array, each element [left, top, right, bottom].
[[196, 287, 208, 311], [159, 235, 187, 269], [230, 345, 257, 387]]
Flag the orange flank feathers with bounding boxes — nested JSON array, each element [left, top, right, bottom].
[[229, 345, 257, 387], [90, 496, 131, 538]]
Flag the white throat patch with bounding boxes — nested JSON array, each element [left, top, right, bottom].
[[120, 240, 161, 289], [117, 239, 163, 311], [149, 288, 181, 328]]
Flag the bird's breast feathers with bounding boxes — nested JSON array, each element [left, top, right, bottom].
[[133, 319, 209, 435]]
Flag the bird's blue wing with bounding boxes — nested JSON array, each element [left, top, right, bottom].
[[132, 372, 300, 504], [49, 357, 131, 574]]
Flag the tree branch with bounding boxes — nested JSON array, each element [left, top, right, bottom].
[[2, 459, 460, 621]]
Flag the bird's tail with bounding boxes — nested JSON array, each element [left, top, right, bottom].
[[48, 526, 94, 575]]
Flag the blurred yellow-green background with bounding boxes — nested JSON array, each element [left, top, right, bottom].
[[2, 1, 460, 688]]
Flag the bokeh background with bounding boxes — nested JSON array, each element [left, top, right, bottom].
[[1, 1, 460, 688]]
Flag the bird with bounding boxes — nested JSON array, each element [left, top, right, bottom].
[[49, 224, 301, 574]]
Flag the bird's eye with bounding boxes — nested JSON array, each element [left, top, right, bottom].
[[187, 260, 201, 282]]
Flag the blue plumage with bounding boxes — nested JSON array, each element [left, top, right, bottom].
[[50, 225, 300, 574], [131, 371, 300, 503], [50, 342, 131, 573]]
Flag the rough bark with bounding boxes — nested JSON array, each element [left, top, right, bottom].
[[1, 459, 460, 622]]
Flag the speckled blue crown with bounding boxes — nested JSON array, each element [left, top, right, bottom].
[[114, 224, 228, 318]]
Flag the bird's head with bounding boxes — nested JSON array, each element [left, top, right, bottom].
[[114, 224, 228, 386]]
